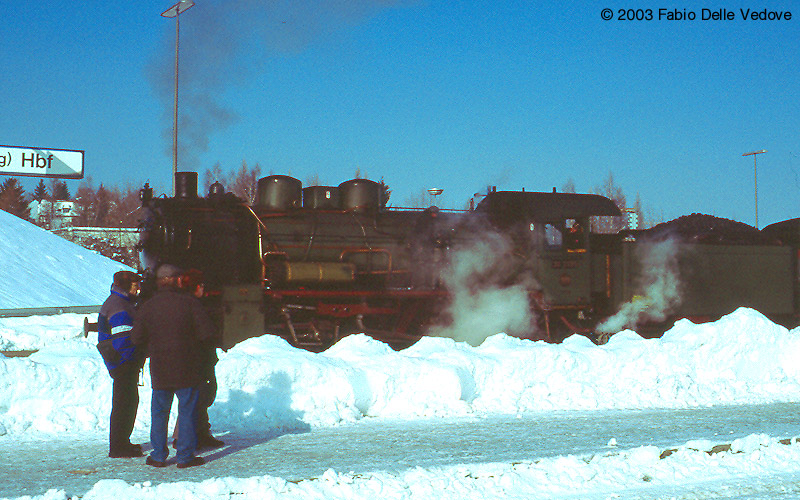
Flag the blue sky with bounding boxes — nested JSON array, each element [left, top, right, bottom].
[[1, 1, 798, 227]]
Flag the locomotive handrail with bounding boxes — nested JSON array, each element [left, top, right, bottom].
[[347, 211, 370, 248], [386, 206, 469, 213], [263, 251, 289, 261]]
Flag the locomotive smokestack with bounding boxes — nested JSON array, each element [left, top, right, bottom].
[[175, 171, 198, 199]]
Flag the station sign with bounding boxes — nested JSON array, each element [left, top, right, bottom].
[[0, 144, 84, 179]]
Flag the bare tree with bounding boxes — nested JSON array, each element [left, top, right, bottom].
[[403, 189, 432, 208], [305, 174, 321, 187], [229, 160, 261, 204], [591, 172, 627, 234], [202, 162, 232, 194], [201, 161, 264, 202], [73, 178, 95, 227], [590, 172, 652, 232], [107, 184, 144, 228]]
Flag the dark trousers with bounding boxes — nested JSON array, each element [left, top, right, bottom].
[[150, 387, 200, 464], [109, 363, 140, 452], [197, 370, 218, 437]]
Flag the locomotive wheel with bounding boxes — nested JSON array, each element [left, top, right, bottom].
[[530, 310, 594, 344], [355, 301, 429, 350]]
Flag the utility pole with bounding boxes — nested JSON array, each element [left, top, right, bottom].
[[742, 149, 767, 229], [161, 0, 195, 196]]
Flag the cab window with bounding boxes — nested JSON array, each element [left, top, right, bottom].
[[544, 223, 562, 248]]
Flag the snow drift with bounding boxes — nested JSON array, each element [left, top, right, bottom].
[[2, 307, 800, 439], [0, 209, 132, 309]]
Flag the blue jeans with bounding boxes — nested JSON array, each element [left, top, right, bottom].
[[149, 387, 200, 464]]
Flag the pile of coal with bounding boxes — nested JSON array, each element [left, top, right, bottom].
[[643, 213, 776, 245]]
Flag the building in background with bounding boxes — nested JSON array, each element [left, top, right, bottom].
[[29, 200, 78, 230]]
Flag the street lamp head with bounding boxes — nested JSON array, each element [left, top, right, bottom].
[[162, 0, 194, 18], [742, 149, 767, 156]]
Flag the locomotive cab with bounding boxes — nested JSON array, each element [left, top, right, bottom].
[[476, 190, 621, 340]]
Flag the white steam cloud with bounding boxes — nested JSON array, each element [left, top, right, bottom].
[[428, 231, 539, 346], [597, 239, 682, 334]]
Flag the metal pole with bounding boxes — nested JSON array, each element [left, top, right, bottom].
[[753, 154, 758, 229], [172, 13, 179, 197], [742, 149, 766, 229], [162, 1, 194, 197]]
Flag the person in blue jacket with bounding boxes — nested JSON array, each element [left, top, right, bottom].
[[98, 270, 145, 458]]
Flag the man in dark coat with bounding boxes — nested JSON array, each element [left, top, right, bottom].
[[172, 268, 225, 450], [131, 264, 216, 469], [98, 270, 144, 458]]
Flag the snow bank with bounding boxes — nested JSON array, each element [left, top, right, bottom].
[[3, 307, 800, 499], [0, 209, 132, 309], [2, 307, 800, 439]]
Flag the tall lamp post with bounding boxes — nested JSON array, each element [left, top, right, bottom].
[[161, 0, 195, 196], [742, 149, 767, 229]]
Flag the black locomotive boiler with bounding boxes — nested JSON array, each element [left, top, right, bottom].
[[136, 172, 800, 351]]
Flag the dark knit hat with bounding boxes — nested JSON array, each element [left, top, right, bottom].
[[113, 270, 142, 289]]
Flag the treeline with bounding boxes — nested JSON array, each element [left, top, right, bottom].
[[0, 162, 269, 228], [0, 177, 146, 228], [563, 172, 652, 233], [2, 167, 648, 232], [3, 167, 649, 232]]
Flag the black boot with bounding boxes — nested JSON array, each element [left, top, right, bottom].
[[197, 434, 225, 450]]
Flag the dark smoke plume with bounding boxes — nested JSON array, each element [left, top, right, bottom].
[[147, 0, 412, 169]]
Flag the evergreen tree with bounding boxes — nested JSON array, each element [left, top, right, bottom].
[[52, 181, 71, 200], [33, 179, 49, 202], [379, 177, 391, 207], [94, 184, 111, 226], [0, 178, 31, 220]]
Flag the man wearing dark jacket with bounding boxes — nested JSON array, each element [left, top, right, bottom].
[[173, 268, 225, 450], [98, 270, 144, 458], [131, 264, 216, 469]]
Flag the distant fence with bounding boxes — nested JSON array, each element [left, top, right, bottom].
[[0, 306, 101, 318], [52, 227, 139, 247]]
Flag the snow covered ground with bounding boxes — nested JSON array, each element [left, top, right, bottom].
[[3, 309, 800, 499], [2, 210, 800, 499], [0, 209, 131, 309]]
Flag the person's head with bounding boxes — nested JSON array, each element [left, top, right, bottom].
[[181, 268, 205, 298], [155, 264, 184, 289], [113, 270, 142, 296]]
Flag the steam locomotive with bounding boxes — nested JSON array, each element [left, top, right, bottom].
[[136, 172, 800, 351]]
